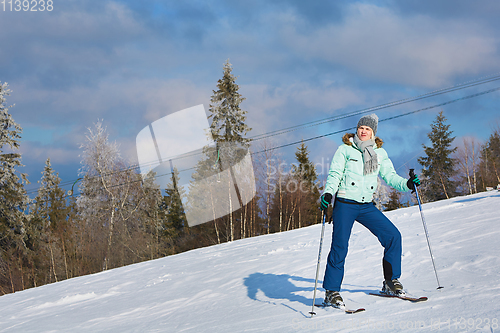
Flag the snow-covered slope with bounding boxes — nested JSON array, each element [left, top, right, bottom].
[[0, 191, 499, 332]]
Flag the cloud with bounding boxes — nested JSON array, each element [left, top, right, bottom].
[[10, 76, 211, 129], [279, 4, 500, 87], [2, 1, 146, 45], [0, 1, 149, 87], [20, 141, 80, 167], [287, 83, 363, 110]]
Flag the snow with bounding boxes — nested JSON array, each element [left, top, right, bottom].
[[1, 191, 499, 332]]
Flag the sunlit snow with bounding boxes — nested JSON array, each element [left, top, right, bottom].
[[0, 191, 499, 332]]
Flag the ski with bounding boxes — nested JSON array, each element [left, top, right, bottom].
[[314, 304, 366, 314], [369, 292, 428, 302]]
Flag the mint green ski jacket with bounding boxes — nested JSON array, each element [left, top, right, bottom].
[[324, 133, 410, 203]]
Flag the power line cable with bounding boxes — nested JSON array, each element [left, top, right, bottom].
[[250, 73, 500, 141], [250, 86, 500, 154]]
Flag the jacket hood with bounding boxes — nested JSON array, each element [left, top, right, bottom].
[[342, 133, 383, 148]]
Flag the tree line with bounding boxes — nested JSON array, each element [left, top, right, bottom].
[[1, 64, 499, 295], [381, 110, 500, 211]]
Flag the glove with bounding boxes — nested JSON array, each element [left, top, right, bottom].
[[320, 193, 332, 211], [407, 173, 421, 193]]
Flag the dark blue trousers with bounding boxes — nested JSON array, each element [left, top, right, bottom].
[[323, 198, 402, 292]]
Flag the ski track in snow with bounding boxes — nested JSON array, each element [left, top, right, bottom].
[[0, 191, 499, 332]]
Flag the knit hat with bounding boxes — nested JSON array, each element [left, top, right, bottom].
[[357, 113, 378, 135]]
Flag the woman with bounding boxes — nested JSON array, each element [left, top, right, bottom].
[[319, 113, 420, 307]]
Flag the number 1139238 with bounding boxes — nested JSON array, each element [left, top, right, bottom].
[[2, 0, 53, 11]]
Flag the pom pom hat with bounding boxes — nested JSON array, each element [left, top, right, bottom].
[[357, 114, 379, 135]]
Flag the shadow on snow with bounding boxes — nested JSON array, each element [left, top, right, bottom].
[[243, 272, 374, 314]]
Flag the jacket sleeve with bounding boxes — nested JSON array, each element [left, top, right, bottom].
[[323, 145, 348, 196], [378, 148, 410, 192]]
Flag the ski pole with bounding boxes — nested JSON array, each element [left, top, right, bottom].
[[410, 169, 444, 290], [309, 210, 327, 317]]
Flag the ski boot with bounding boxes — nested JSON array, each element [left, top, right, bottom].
[[382, 279, 406, 296], [323, 290, 345, 308]]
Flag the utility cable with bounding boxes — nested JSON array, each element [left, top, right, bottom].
[[250, 73, 500, 141]]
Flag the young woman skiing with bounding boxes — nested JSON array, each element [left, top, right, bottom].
[[319, 113, 421, 307]]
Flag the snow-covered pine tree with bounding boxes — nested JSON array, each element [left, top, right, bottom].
[[207, 59, 251, 241], [209, 59, 251, 148], [0, 82, 30, 293], [29, 158, 69, 282], [418, 111, 457, 201]]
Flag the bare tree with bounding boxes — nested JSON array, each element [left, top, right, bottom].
[[455, 137, 481, 195], [78, 120, 148, 270]]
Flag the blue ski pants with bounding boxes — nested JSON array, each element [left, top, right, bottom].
[[323, 198, 402, 292]]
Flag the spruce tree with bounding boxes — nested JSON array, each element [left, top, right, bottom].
[[206, 59, 252, 241], [28, 158, 68, 283], [163, 167, 187, 236], [292, 141, 318, 189], [0, 82, 30, 292], [291, 142, 320, 228], [33, 158, 67, 227], [26, 159, 70, 285], [418, 111, 457, 201], [208, 59, 251, 147]]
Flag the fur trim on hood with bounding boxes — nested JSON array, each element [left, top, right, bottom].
[[342, 133, 383, 148]]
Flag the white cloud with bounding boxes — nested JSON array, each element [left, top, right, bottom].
[[19, 141, 80, 167], [288, 83, 362, 110], [281, 4, 500, 87], [240, 81, 364, 138]]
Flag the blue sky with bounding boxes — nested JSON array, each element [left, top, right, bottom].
[[1, 0, 499, 195]]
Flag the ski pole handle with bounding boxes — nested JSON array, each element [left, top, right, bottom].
[[409, 168, 415, 178]]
